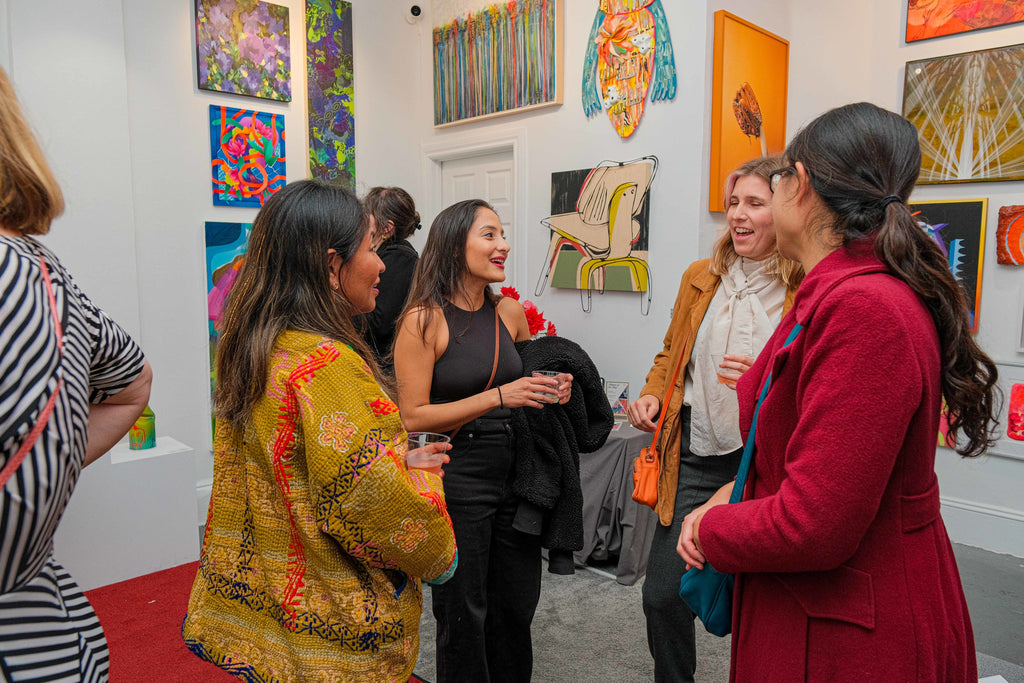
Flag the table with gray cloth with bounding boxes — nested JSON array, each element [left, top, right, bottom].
[[575, 422, 659, 585]]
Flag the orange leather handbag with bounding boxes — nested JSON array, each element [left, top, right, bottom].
[[632, 348, 685, 509]]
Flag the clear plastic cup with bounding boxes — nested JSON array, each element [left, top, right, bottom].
[[710, 354, 739, 389], [406, 431, 451, 475], [532, 370, 560, 402]]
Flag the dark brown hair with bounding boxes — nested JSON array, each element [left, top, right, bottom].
[[364, 186, 420, 243], [399, 198, 497, 342], [785, 102, 998, 457], [215, 180, 390, 428]]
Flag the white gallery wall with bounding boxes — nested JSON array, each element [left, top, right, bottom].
[[1, 0, 1021, 571]]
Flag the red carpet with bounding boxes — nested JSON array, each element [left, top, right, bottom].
[[85, 561, 431, 682]]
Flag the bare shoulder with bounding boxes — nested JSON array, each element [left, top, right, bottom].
[[398, 303, 449, 358], [495, 295, 530, 341]]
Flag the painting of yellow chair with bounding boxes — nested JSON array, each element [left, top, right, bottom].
[[535, 156, 657, 314]]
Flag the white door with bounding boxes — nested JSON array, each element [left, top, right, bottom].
[[440, 150, 519, 289]]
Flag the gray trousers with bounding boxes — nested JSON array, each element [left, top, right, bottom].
[[642, 408, 742, 682]]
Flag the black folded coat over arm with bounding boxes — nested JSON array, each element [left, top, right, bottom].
[[511, 335, 614, 567]]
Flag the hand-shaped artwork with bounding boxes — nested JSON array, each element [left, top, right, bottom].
[[582, 0, 677, 139]]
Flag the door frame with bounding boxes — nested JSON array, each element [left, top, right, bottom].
[[421, 125, 529, 290]]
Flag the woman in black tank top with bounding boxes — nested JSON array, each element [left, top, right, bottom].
[[394, 199, 573, 683]]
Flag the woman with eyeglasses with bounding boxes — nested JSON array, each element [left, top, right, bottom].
[[678, 102, 997, 681], [625, 157, 802, 682]]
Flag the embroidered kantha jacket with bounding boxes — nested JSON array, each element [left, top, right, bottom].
[[183, 331, 457, 682]]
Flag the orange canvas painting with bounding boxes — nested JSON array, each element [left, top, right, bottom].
[[1008, 383, 1024, 441], [907, 0, 1024, 42], [997, 204, 1024, 265], [709, 11, 788, 212]]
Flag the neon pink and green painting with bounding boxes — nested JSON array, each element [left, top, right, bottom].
[[306, 0, 355, 188], [205, 221, 252, 431], [209, 104, 286, 207], [195, 0, 292, 102]]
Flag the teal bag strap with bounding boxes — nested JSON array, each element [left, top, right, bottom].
[[728, 323, 803, 505]]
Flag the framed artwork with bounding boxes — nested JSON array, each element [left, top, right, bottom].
[[432, 0, 564, 126], [534, 156, 657, 314], [205, 221, 252, 431], [209, 104, 286, 207], [909, 198, 987, 333], [604, 381, 629, 422], [581, 0, 677, 139], [991, 365, 1024, 460], [306, 0, 355, 188], [903, 44, 1024, 184], [195, 0, 291, 102], [906, 0, 1024, 43], [709, 11, 789, 212], [997, 204, 1024, 265]]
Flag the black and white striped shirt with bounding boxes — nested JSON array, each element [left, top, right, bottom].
[[0, 235, 145, 682]]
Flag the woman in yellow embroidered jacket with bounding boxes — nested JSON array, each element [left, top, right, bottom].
[[183, 180, 457, 682]]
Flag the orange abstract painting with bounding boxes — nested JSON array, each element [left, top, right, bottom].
[[709, 11, 788, 212], [907, 0, 1024, 42], [997, 204, 1024, 265], [1008, 383, 1024, 441]]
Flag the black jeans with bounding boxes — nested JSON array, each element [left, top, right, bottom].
[[642, 408, 742, 683], [431, 418, 542, 683]]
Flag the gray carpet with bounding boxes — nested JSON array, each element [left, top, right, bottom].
[[414, 543, 1024, 682]]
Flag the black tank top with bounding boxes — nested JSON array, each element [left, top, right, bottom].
[[431, 297, 523, 419]]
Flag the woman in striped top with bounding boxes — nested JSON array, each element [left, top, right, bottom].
[[0, 66, 152, 682]]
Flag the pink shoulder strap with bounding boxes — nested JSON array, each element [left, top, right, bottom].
[[0, 255, 64, 488]]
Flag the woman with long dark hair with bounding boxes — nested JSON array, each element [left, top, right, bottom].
[[678, 102, 998, 681], [183, 180, 457, 681], [393, 199, 571, 682]]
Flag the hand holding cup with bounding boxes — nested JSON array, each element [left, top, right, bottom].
[[406, 431, 451, 476]]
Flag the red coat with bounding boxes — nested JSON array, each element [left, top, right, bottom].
[[699, 243, 977, 682]]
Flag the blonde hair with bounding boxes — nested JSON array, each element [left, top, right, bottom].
[[0, 66, 64, 235], [709, 156, 803, 288]]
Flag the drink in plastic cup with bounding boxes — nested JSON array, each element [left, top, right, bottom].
[[710, 354, 738, 388], [406, 431, 451, 475], [532, 370, 559, 402]]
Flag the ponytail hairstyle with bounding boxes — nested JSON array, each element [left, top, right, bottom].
[[215, 180, 391, 429], [364, 186, 421, 244], [784, 102, 998, 457], [709, 155, 803, 288]]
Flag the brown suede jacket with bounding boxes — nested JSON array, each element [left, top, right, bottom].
[[639, 258, 796, 526]]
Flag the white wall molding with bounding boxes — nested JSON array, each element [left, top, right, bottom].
[[421, 126, 530, 288], [941, 496, 1024, 558]]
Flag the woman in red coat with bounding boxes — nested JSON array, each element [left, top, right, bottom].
[[677, 102, 999, 682]]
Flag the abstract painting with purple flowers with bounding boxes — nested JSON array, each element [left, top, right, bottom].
[[209, 104, 286, 207], [306, 0, 355, 188], [196, 0, 291, 102]]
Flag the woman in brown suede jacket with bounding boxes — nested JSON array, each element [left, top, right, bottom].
[[626, 157, 801, 682]]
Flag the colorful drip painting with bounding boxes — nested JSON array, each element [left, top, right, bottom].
[[909, 198, 987, 332], [937, 399, 956, 448], [709, 11, 789, 212], [195, 0, 291, 102], [581, 0, 677, 139], [1009, 383, 1024, 442], [903, 44, 1024, 184], [209, 104, 286, 207], [906, 0, 1024, 42], [306, 0, 355, 188], [535, 156, 657, 314], [997, 204, 1024, 265], [205, 221, 252, 430], [432, 0, 564, 126]]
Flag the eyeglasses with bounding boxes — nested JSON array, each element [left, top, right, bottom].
[[769, 165, 796, 194]]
